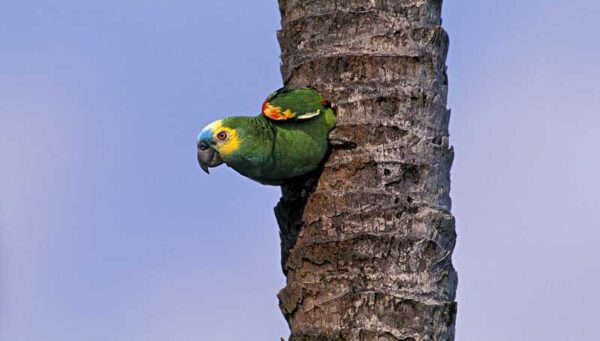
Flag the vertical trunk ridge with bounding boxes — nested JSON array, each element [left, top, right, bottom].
[[275, 1, 457, 340]]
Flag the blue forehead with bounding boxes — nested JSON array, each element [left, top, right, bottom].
[[197, 127, 213, 142]]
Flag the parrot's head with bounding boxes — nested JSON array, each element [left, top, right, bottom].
[[196, 119, 242, 174]]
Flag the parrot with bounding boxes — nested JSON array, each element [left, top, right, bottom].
[[196, 87, 336, 185]]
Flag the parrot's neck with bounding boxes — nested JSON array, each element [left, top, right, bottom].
[[220, 115, 276, 174]]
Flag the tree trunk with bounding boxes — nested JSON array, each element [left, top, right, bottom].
[[274, 1, 457, 340]]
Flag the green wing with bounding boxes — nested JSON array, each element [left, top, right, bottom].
[[261, 87, 329, 121]]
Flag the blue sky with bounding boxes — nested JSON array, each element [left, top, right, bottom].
[[1, 1, 599, 340]]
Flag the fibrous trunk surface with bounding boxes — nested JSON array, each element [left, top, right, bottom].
[[274, 1, 457, 340]]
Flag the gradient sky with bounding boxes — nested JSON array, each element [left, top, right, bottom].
[[1, 1, 599, 340]]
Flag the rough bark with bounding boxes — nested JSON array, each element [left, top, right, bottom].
[[274, 1, 456, 340]]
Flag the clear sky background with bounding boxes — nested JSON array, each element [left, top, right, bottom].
[[1, 1, 599, 340]]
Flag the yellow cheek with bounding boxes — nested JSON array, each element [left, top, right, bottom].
[[216, 127, 240, 156]]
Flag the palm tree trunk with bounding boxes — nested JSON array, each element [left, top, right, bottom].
[[274, 1, 457, 340]]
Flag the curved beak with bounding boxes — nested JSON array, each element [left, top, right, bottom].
[[197, 140, 223, 174]]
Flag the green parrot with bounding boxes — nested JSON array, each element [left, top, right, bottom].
[[196, 87, 336, 185]]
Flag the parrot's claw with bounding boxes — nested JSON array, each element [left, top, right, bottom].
[[329, 138, 356, 150]]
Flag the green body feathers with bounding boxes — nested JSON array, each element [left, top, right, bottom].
[[197, 88, 336, 185]]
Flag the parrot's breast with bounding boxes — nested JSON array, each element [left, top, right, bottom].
[[224, 109, 335, 185]]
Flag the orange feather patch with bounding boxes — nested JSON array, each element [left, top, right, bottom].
[[262, 101, 295, 120]]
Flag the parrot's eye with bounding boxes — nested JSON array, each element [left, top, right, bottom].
[[216, 131, 228, 141]]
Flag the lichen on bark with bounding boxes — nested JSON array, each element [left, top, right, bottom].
[[274, 1, 457, 340]]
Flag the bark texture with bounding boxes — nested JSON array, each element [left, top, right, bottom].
[[274, 1, 456, 340]]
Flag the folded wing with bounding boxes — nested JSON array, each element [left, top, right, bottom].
[[261, 87, 330, 121]]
